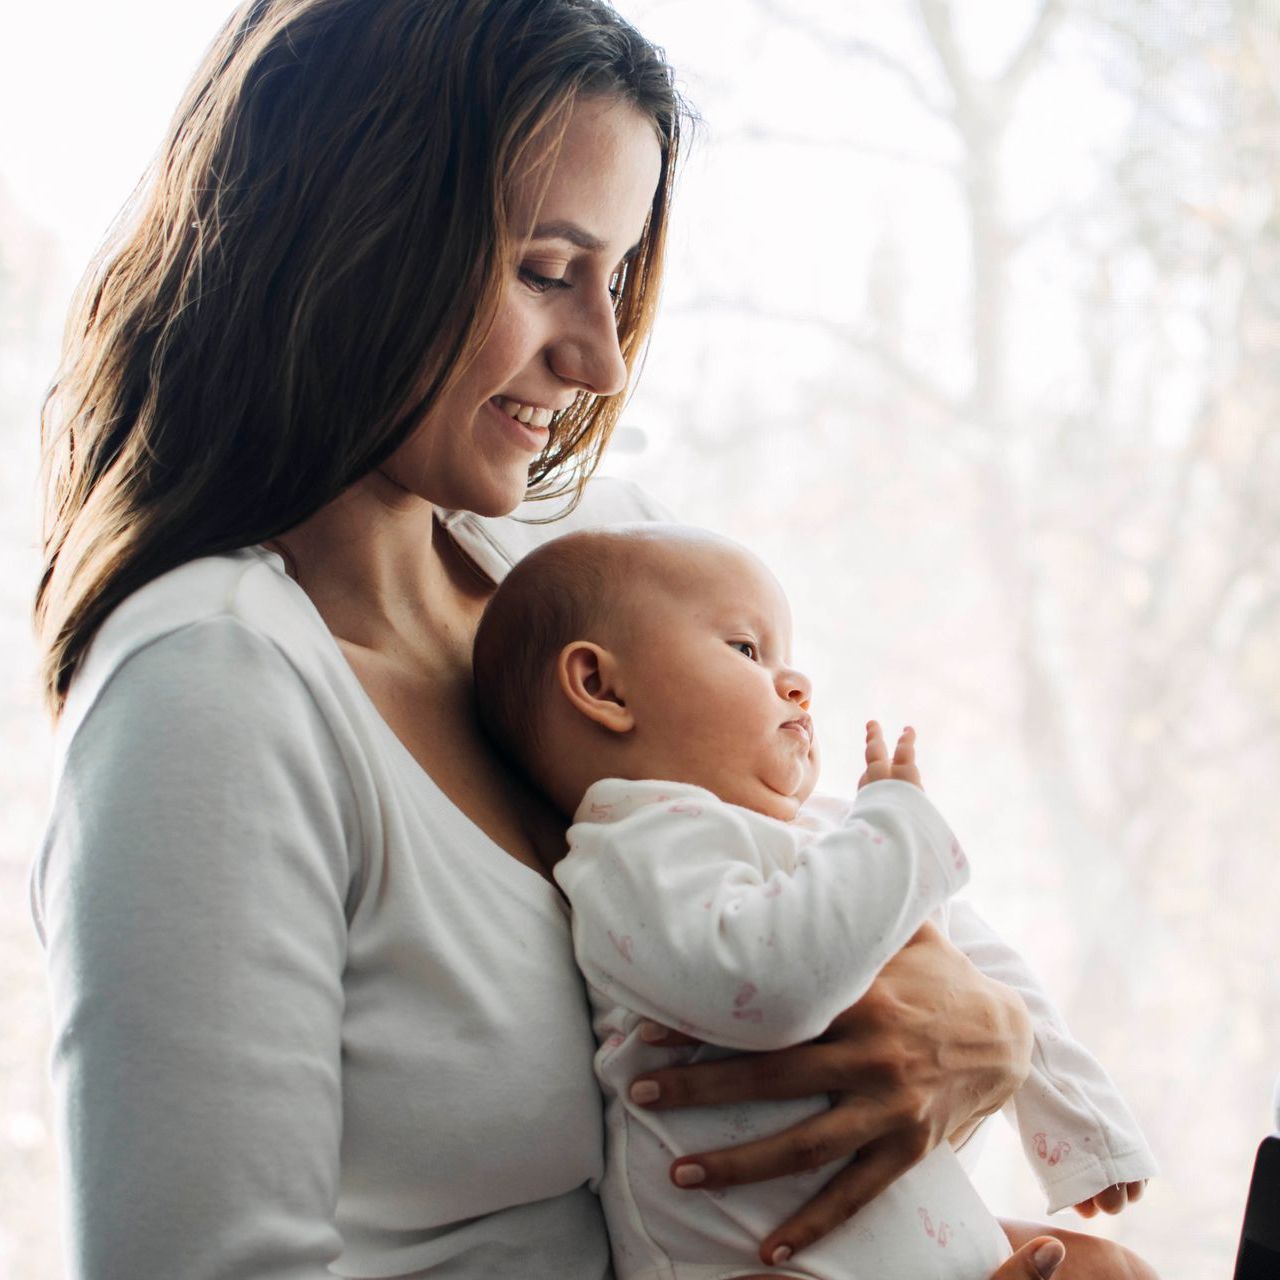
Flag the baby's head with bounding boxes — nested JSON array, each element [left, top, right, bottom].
[[473, 524, 819, 821]]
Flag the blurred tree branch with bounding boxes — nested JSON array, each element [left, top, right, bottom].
[[751, 0, 949, 118]]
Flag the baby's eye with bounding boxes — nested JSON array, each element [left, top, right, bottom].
[[729, 640, 758, 661]]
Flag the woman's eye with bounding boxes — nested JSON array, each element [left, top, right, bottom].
[[519, 266, 569, 293], [729, 640, 758, 661], [608, 271, 623, 300]]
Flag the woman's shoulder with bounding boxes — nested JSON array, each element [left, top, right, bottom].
[[59, 546, 331, 751], [438, 475, 675, 584]]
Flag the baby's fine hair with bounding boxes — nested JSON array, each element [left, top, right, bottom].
[[473, 528, 621, 779], [475, 522, 736, 779]]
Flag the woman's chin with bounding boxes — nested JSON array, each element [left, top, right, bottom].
[[427, 468, 537, 519], [459, 478, 537, 519]]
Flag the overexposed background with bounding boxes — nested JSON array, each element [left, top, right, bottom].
[[2, 1, 1278, 1276]]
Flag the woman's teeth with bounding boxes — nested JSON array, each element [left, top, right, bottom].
[[496, 397, 553, 428]]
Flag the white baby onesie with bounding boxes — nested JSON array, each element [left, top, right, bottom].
[[554, 778, 1157, 1280]]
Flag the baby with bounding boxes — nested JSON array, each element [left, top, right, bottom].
[[473, 523, 1156, 1280]]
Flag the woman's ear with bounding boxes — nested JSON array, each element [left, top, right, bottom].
[[557, 641, 635, 734]]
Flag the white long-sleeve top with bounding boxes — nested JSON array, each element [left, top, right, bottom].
[[556, 779, 1157, 1280], [31, 478, 670, 1280]]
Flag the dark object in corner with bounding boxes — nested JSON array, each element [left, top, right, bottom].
[[1235, 1135, 1280, 1279]]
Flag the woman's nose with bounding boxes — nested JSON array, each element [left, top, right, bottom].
[[549, 290, 628, 398]]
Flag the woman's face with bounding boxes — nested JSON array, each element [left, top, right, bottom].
[[380, 95, 664, 516]]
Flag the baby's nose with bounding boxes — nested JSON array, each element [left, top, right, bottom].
[[779, 666, 812, 705]]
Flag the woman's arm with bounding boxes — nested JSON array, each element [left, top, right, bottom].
[[632, 921, 1034, 1265], [33, 619, 355, 1278]]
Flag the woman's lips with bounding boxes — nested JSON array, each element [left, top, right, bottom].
[[493, 396, 555, 428], [487, 397, 551, 450]]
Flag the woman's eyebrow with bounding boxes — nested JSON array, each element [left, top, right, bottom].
[[530, 219, 643, 261]]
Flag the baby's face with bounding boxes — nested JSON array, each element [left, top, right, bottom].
[[613, 539, 819, 821]]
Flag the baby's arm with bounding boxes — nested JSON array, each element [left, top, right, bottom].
[[946, 899, 1158, 1215], [556, 751, 970, 1053]]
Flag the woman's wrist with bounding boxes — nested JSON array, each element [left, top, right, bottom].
[[982, 964, 1034, 1096], [947, 972, 1034, 1146], [945, 961, 1034, 1141]]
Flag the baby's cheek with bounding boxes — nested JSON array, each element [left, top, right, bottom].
[[800, 741, 822, 799]]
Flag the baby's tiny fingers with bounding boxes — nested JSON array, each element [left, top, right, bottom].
[[1092, 1184, 1127, 1215], [893, 726, 916, 765], [860, 723, 890, 788]]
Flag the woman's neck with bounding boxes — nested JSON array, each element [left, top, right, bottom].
[[271, 472, 493, 660]]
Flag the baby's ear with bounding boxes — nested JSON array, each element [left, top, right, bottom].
[[557, 641, 634, 734]]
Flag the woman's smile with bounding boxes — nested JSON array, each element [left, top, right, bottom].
[[379, 96, 661, 517], [493, 396, 558, 429], [486, 396, 552, 452]]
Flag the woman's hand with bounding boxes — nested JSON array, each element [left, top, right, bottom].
[[992, 1237, 1067, 1279], [631, 921, 1033, 1266], [1001, 1220, 1159, 1279]]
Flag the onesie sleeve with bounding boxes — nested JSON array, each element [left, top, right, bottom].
[[555, 780, 969, 1051], [947, 899, 1159, 1212], [31, 618, 357, 1278]]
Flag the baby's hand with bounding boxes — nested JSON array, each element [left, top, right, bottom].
[[858, 721, 923, 789], [1073, 1180, 1147, 1217]]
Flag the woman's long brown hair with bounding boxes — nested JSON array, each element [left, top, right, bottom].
[[36, 0, 684, 715]]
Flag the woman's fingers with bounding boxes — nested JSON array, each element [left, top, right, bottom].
[[633, 1039, 885, 1111], [631, 925, 1036, 1259], [755, 1132, 928, 1266], [992, 1237, 1067, 1279], [1004, 1219, 1160, 1278], [666, 1094, 891, 1191]]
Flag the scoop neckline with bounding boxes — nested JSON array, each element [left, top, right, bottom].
[[248, 544, 569, 911]]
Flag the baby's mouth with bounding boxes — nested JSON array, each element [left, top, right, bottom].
[[782, 714, 813, 743]]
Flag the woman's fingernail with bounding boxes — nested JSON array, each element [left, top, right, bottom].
[[639, 1021, 666, 1043], [1032, 1239, 1066, 1278], [629, 1080, 660, 1105], [771, 1245, 793, 1265], [673, 1163, 706, 1187]]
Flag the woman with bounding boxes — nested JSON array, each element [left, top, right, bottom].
[[32, 1, 1143, 1276]]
